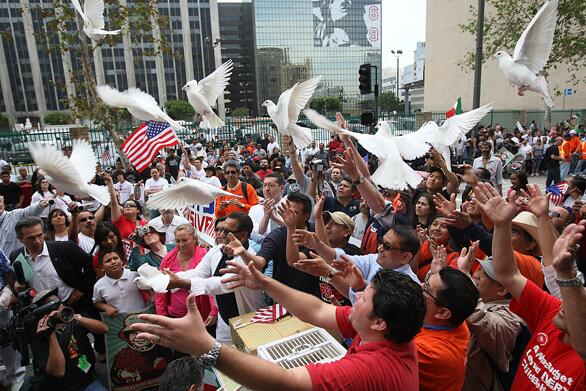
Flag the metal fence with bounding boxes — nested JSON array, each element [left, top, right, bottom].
[[2, 109, 584, 170]]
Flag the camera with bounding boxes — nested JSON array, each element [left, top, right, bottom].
[[67, 203, 92, 213], [47, 199, 55, 205], [0, 291, 74, 366], [310, 159, 325, 172], [134, 225, 150, 238]]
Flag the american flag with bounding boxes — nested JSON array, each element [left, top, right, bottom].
[[121, 121, 180, 172], [101, 145, 111, 162], [250, 304, 288, 324], [546, 182, 568, 206]]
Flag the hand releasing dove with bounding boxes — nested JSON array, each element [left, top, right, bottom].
[[263, 76, 322, 150], [146, 177, 241, 210], [410, 103, 493, 168], [304, 109, 428, 190], [28, 139, 111, 205], [183, 60, 233, 129], [70, 0, 121, 41], [97, 85, 185, 132], [495, 0, 558, 107]]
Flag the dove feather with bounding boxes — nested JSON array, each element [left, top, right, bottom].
[[513, 0, 558, 74], [70, 0, 91, 24], [196, 60, 233, 107], [84, 0, 106, 29], [147, 179, 239, 210], [287, 76, 322, 123], [437, 103, 493, 146], [68, 139, 98, 184]]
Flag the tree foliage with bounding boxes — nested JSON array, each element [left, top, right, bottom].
[[378, 91, 404, 113], [44, 112, 71, 125], [231, 107, 250, 117], [309, 96, 342, 114], [165, 100, 195, 121], [460, 0, 586, 93]]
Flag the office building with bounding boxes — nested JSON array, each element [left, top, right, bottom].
[[253, 0, 382, 113], [0, 0, 218, 125], [219, 0, 258, 116]]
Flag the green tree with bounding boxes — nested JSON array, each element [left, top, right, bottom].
[[0, 113, 8, 129], [378, 91, 404, 113], [309, 96, 342, 114], [165, 100, 195, 121], [360, 99, 374, 110], [44, 112, 71, 125], [231, 107, 249, 117]]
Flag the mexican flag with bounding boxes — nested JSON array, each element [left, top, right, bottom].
[[446, 97, 462, 118]]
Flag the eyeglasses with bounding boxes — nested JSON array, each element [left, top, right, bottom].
[[78, 216, 95, 223], [377, 238, 408, 252], [423, 276, 448, 308], [124, 203, 137, 208], [215, 227, 240, 234], [225, 171, 238, 175], [549, 211, 561, 218]]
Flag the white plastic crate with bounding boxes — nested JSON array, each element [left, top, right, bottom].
[[256, 327, 347, 369]]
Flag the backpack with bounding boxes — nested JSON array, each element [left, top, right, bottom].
[[224, 181, 249, 204]]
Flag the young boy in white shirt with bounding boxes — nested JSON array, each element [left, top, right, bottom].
[[93, 250, 146, 317]]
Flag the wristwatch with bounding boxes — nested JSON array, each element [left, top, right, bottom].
[[73, 314, 82, 323], [198, 341, 222, 367], [352, 175, 366, 187], [555, 270, 585, 288]]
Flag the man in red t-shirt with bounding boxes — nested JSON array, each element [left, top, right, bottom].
[[475, 182, 585, 390], [130, 267, 426, 390]]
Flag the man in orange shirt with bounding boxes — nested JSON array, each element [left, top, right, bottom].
[[568, 130, 581, 174], [415, 267, 479, 391], [215, 161, 259, 218], [560, 134, 572, 179]]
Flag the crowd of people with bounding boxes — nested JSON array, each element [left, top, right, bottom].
[[0, 113, 584, 391]]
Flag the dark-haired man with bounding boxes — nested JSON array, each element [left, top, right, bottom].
[[473, 141, 504, 195], [131, 267, 426, 391], [159, 357, 203, 391], [249, 173, 286, 239], [415, 267, 479, 391], [224, 192, 320, 296]]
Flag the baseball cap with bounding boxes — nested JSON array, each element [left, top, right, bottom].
[[477, 257, 497, 280], [322, 211, 355, 230], [569, 130, 577, 135]]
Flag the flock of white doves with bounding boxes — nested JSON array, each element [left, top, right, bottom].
[[28, 0, 559, 208]]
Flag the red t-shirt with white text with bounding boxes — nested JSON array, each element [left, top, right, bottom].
[[509, 280, 585, 390], [305, 306, 419, 391]]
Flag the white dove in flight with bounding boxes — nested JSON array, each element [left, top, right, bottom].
[[263, 76, 322, 150], [495, 0, 558, 107], [146, 177, 241, 210], [28, 139, 111, 205], [96, 85, 185, 132], [304, 109, 428, 190], [70, 0, 121, 41], [410, 104, 493, 168], [183, 60, 233, 129]]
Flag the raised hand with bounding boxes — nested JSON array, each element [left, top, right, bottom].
[[416, 225, 428, 243], [552, 221, 586, 277], [457, 241, 479, 275], [474, 182, 518, 225], [220, 260, 266, 291], [313, 192, 326, 217], [294, 252, 332, 277], [223, 233, 246, 257], [430, 245, 448, 274], [521, 184, 549, 218], [263, 198, 276, 217], [332, 255, 366, 291], [433, 193, 457, 217], [331, 150, 359, 181], [277, 201, 297, 229], [445, 210, 472, 229], [458, 164, 478, 186], [292, 229, 320, 250]]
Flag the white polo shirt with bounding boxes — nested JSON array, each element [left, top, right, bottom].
[[93, 268, 145, 313]]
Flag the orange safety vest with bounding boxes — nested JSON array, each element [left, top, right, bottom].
[[560, 141, 572, 161], [581, 141, 586, 160]]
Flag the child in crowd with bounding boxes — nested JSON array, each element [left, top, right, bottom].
[[93, 249, 146, 317]]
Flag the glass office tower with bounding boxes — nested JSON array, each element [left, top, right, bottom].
[[253, 0, 382, 112]]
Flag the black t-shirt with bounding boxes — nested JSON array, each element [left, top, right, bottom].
[[256, 226, 320, 297], [323, 196, 360, 217], [544, 144, 560, 170], [165, 155, 181, 179], [29, 322, 97, 391], [0, 182, 21, 205]]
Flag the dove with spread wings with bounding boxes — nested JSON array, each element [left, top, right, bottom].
[[495, 0, 558, 107], [146, 177, 240, 210], [70, 0, 121, 41], [183, 60, 233, 130], [29, 139, 111, 205]]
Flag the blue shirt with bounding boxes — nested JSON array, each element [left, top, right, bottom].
[[0, 249, 13, 290]]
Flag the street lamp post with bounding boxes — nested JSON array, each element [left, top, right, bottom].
[[391, 49, 403, 102]]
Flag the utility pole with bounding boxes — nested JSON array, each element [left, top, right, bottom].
[[391, 49, 402, 102], [472, 0, 485, 109]]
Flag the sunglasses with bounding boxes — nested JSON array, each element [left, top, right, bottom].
[[215, 227, 240, 234], [225, 171, 239, 175], [548, 211, 561, 218], [79, 216, 95, 223], [377, 238, 408, 252]]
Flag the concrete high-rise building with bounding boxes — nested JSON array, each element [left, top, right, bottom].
[[401, 41, 425, 112], [253, 0, 382, 113], [0, 0, 218, 125], [219, 0, 258, 116], [424, 0, 586, 111]]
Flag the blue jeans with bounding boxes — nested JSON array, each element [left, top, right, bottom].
[[575, 160, 586, 174], [560, 161, 571, 180], [84, 379, 108, 391]]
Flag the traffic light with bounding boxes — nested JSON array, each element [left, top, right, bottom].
[[358, 63, 372, 95]]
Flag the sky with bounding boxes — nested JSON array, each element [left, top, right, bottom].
[[381, 0, 426, 72]]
